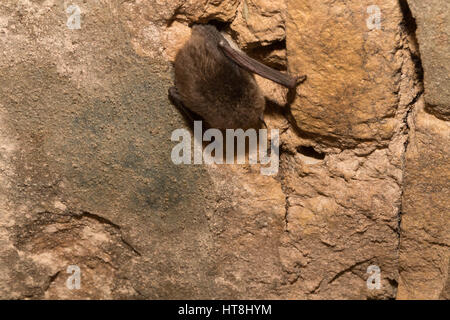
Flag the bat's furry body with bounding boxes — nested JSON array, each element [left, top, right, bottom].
[[170, 24, 303, 129]]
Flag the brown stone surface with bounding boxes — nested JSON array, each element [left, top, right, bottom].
[[121, 0, 239, 26], [0, 0, 217, 299], [406, 0, 450, 120], [0, 0, 448, 300], [229, 0, 286, 49], [287, 0, 404, 148], [397, 102, 450, 299], [176, 0, 240, 24]]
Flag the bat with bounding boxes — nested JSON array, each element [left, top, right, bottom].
[[169, 24, 306, 129]]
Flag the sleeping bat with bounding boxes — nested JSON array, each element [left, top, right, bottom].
[[169, 24, 306, 130]]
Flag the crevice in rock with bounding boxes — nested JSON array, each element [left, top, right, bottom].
[[397, 90, 421, 240], [78, 211, 142, 256], [205, 19, 231, 32], [44, 270, 60, 293], [283, 192, 289, 231], [427, 241, 450, 248], [276, 150, 291, 232], [40, 210, 143, 257], [296, 146, 325, 160], [398, 0, 424, 83], [245, 40, 288, 69], [166, 4, 184, 27], [424, 103, 450, 121], [309, 278, 324, 294], [396, 0, 426, 298], [328, 258, 373, 285], [78, 211, 121, 230], [397, 0, 424, 228], [388, 278, 399, 290], [120, 237, 142, 256]]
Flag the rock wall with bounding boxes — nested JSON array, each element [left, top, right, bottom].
[[397, 0, 450, 300], [0, 0, 448, 299]]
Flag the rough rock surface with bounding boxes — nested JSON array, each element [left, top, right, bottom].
[[0, 0, 448, 300], [287, 0, 407, 148], [282, 0, 420, 299], [229, 0, 287, 49], [0, 0, 216, 299], [406, 0, 450, 120], [397, 101, 450, 299]]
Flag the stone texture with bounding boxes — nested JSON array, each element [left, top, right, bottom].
[[0, 0, 289, 300], [406, 0, 450, 120], [229, 0, 287, 49], [0, 0, 448, 300], [121, 0, 238, 60], [287, 0, 405, 148], [277, 142, 402, 299], [0, 0, 216, 299], [397, 101, 450, 299], [121, 0, 239, 26], [280, 0, 423, 299], [175, 0, 240, 24], [202, 166, 287, 298]]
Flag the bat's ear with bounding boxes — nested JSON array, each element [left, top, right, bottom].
[[218, 40, 304, 89]]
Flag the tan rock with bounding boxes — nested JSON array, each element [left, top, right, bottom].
[[286, 0, 404, 147], [180, 0, 240, 23], [406, 0, 450, 120], [0, 0, 448, 301], [204, 165, 288, 298], [230, 0, 287, 48], [277, 140, 404, 299], [0, 0, 218, 299], [249, 46, 287, 69], [278, 0, 425, 299], [121, 0, 239, 25]]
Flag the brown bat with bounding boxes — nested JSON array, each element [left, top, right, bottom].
[[169, 24, 306, 129]]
